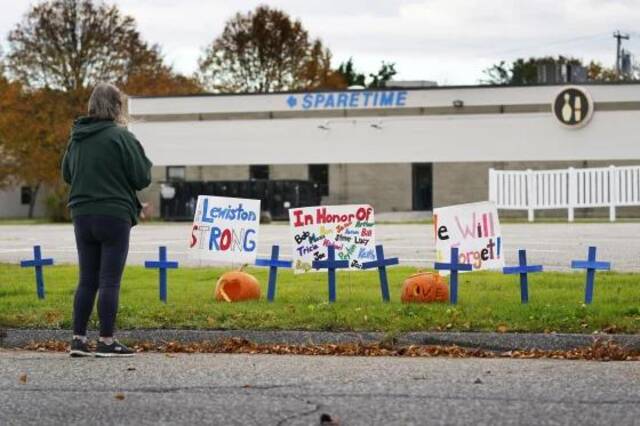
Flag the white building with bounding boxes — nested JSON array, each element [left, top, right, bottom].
[[1, 83, 638, 219], [129, 83, 640, 219]]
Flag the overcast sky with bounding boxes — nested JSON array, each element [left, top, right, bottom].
[[1, 0, 639, 85]]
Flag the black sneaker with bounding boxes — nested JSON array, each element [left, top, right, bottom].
[[95, 339, 135, 358], [69, 338, 93, 358]]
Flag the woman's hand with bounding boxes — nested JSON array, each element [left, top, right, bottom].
[[139, 202, 154, 221]]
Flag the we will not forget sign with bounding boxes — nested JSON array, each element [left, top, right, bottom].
[[189, 195, 261, 263], [433, 201, 504, 274]]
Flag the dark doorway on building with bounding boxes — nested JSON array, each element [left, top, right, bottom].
[[308, 164, 329, 196], [249, 165, 269, 180], [412, 163, 433, 211], [20, 186, 32, 205]]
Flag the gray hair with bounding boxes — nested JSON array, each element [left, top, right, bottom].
[[87, 83, 128, 125]]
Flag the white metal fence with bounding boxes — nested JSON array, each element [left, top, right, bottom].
[[489, 165, 640, 222]]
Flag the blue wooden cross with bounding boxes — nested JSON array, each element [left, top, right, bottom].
[[362, 245, 399, 302], [502, 249, 543, 304], [20, 245, 54, 299], [571, 246, 611, 304], [312, 245, 349, 303], [144, 246, 179, 303], [434, 247, 472, 305], [255, 245, 292, 302]]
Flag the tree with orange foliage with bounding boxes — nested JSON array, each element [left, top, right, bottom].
[[0, 79, 78, 218], [198, 5, 346, 93], [586, 61, 625, 82], [124, 68, 202, 97], [7, 0, 163, 92], [299, 40, 347, 91], [0, 77, 21, 191], [6, 0, 203, 96], [2, 0, 201, 218]]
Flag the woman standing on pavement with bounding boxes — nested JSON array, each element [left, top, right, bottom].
[[62, 83, 152, 357]]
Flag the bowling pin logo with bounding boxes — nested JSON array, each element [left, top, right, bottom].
[[573, 96, 582, 122], [552, 86, 593, 129], [561, 93, 573, 123]]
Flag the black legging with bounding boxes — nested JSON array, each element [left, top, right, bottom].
[[72, 214, 131, 337]]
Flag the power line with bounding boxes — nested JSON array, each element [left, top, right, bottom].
[[475, 32, 610, 58], [613, 30, 630, 75]]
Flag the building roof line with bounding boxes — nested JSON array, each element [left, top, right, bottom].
[[129, 81, 640, 100], [129, 101, 640, 123]]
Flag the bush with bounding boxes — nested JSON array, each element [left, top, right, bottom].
[[45, 185, 70, 222]]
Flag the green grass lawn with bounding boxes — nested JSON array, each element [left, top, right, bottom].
[[1, 263, 639, 333], [0, 219, 54, 225]]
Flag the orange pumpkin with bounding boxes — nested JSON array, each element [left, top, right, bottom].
[[401, 272, 449, 303], [215, 268, 261, 302]]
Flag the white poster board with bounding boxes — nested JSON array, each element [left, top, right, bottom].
[[189, 195, 261, 263], [289, 205, 375, 273], [433, 201, 504, 273]]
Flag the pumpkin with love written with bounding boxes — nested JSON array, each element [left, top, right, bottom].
[[401, 272, 449, 303], [215, 267, 261, 302]]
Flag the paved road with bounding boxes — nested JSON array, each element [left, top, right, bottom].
[[1, 222, 639, 271], [1, 351, 638, 425]]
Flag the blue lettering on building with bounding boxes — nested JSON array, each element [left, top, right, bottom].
[[286, 90, 408, 110]]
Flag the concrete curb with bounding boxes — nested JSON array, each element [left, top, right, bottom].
[[1, 329, 639, 351]]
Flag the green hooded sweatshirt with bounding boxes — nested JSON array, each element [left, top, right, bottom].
[[62, 116, 153, 226]]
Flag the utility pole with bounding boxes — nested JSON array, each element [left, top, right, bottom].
[[613, 31, 630, 75]]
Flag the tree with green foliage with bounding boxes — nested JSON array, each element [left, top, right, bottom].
[[336, 58, 366, 87], [368, 62, 397, 88], [481, 56, 583, 85], [336, 58, 397, 88], [482, 55, 640, 85]]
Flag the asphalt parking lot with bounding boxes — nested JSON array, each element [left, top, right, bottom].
[[1, 222, 639, 271], [1, 351, 639, 426]]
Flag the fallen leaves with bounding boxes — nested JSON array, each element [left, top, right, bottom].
[[27, 340, 68, 352], [601, 325, 620, 334], [20, 338, 640, 361], [114, 393, 125, 401], [19, 373, 27, 384], [43, 310, 64, 326]]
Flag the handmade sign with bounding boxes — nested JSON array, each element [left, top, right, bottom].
[[289, 204, 375, 273], [433, 201, 504, 274], [189, 195, 261, 263]]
